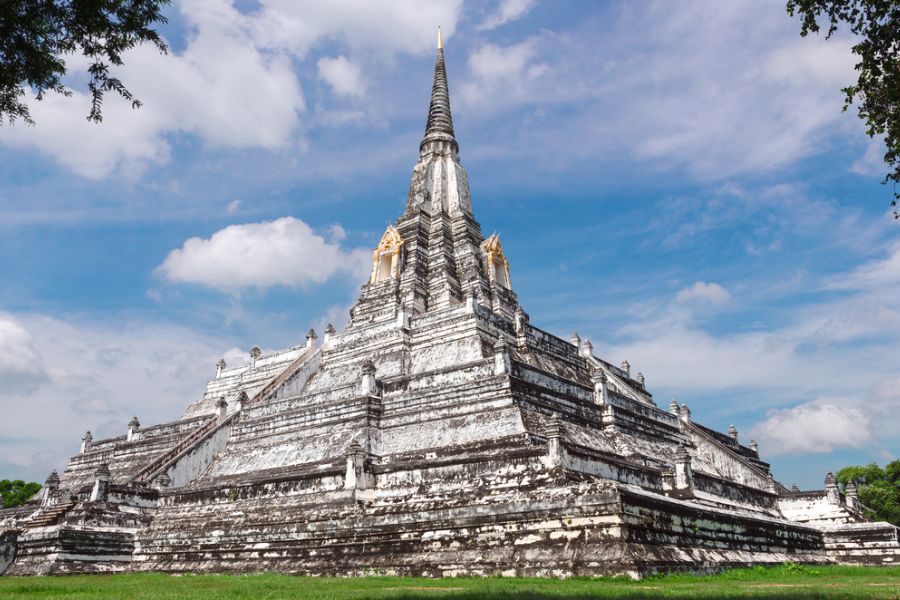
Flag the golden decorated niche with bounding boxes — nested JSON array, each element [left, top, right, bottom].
[[370, 225, 404, 283], [481, 234, 511, 289]]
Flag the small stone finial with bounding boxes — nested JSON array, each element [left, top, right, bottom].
[[580, 340, 593, 358], [668, 399, 679, 415], [673, 445, 694, 494], [216, 358, 226, 379], [765, 472, 777, 493], [215, 397, 228, 419], [570, 332, 581, 348], [127, 416, 140, 441], [791, 483, 800, 493], [360, 360, 378, 396], [307, 328, 317, 340], [749, 439, 758, 453], [635, 372, 645, 387], [728, 424, 738, 442], [825, 471, 840, 505], [620, 360, 630, 377], [324, 323, 336, 335], [81, 430, 93, 453], [45, 470, 60, 487], [679, 403, 691, 425], [845, 480, 860, 511], [90, 463, 111, 502], [250, 345, 262, 367]]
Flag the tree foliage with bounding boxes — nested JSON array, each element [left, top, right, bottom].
[[0, 479, 42, 509], [787, 0, 900, 217], [836, 460, 900, 526], [0, 0, 170, 126]]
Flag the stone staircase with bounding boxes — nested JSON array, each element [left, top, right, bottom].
[[129, 346, 320, 485], [23, 502, 76, 529], [130, 417, 221, 484]]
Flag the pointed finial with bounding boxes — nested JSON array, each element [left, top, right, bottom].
[[438, 27, 443, 49]]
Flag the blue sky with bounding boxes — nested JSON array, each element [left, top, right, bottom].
[[0, 0, 897, 489]]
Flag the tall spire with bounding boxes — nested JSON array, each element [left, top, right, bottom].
[[420, 28, 457, 155]]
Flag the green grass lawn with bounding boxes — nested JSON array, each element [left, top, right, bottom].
[[1, 564, 898, 599]]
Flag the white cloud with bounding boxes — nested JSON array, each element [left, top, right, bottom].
[[676, 281, 731, 305], [478, 0, 536, 31], [0, 313, 245, 481], [318, 56, 366, 98], [156, 217, 371, 292], [0, 312, 48, 395], [827, 242, 900, 291], [0, 0, 464, 179], [749, 401, 871, 455], [225, 199, 242, 215], [851, 137, 887, 177], [458, 0, 860, 180], [460, 38, 548, 106]]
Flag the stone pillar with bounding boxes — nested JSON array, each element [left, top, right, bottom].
[[592, 372, 609, 405], [545, 414, 563, 468], [323, 323, 336, 345], [90, 464, 111, 502], [360, 360, 378, 396], [825, 472, 840, 505], [845, 480, 860, 512], [601, 404, 616, 431], [43, 470, 60, 507], [620, 360, 630, 378], [514, 307, 528, 349], [674, 445, 694, 495], [344, 441, 366, 490], [216, 397, 228, 420], [493, 338, 510, 375], [465, 287, 478, 312], [250, 346, 262, 368], [80, 431, 93, 454], [636, 372, 645, 387], [679, 403, 692, 426], [127, 416, 140, 442], [749, 439, 758, 454], [215, 358, 226, 379], [728, 424, 738, 444], [306, 328, 318, 349], [660, 467, 675, 492], [396, 302, 410, 327], [791, 483, 800, 493], [580, 340, 593, 359]]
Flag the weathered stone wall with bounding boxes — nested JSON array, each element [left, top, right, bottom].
[[822, 522, 900, 565], [0, 529, 16, 575]]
